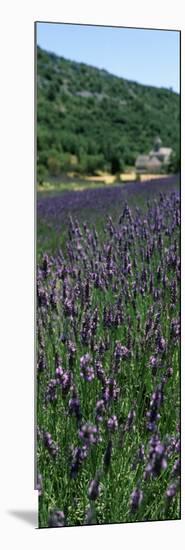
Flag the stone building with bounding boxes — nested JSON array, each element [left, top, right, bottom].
[[135, 137, 172, 173]]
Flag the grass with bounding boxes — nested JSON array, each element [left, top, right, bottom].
[[38, 180, 110, 194], [38, 172, 171, 194]]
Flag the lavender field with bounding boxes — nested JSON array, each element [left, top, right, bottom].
[[37, 177, 180, 528]]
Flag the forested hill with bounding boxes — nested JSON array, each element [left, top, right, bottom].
[[37, 46, 180, 181]]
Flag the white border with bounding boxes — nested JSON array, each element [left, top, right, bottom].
[[0, 1, 184, 548]]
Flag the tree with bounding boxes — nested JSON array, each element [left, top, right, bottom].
[[110, 154, 122, 175], [167, 150, 180, 174], [37, 165, 48, 184], [47, 155, 61, 176]]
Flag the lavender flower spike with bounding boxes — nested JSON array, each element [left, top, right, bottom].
[[88, 478, 100, 501], [48, 510, 65, 527], [130, 488, 143, 512], [166, 483, 178, 499], [80, 353, 95, 382], [79, 422, 100, 445], [36, 473, 42, 496], [103, 440, 112, 471], [107, 415, 118, 432]]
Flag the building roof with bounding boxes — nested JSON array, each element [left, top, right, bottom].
[[149, 147, 172, 157], [135, 154, 162, 170], [158, 147, 172, 155], [135, 155, 149, 167], [147, 156, 161, 167]]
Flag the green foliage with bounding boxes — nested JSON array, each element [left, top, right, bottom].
[[167, 149, 180, 174], [37, 164, 48, 184], [76, 153, 105, 175], [47, 155, 61, 176], [37, 46, 180, 180], [110, 154, 122, 175]]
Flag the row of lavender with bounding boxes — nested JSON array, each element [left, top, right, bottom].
[[37, 190, 180, 527]]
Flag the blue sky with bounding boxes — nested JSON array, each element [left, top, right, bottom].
[[36, 23, 180, 93]]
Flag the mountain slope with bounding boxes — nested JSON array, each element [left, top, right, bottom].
[[37, 46, 180, 181]]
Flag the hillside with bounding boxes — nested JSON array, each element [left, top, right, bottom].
[[37, 46, 180, 181]]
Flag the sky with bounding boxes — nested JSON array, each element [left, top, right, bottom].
[[36, 22, 180, 93]]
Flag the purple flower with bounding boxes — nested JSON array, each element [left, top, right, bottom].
[[43, 432, 59, 458], [171, 318, 180, 339], [103, 306, 114, 328], [156, 330, 166, 353], [166, 483, 178, 499], [146, 383, 164, 431], [67, 340, 76, 366], [95, 360, 105, 383], [175, 438, 180, 453], [81, 365, 95, 382], [45, 379, 57, 404], [37, 352, 46, 373], [68, 395, 81, 420], [125, 409, 136, 432], [36, 473, 42, 496], [114, 341, 130, 368], [42, 254, 50, 278], [130, 488, 143, 512], [48, 510, 65, 527], [64, 297, 75, 317], [70, 445, 88, 478], [107, 415, 118, 432], [95, 399, 105, 423], [166, 367, 173, 378], [60, 371, 71, 395], [172, 458, 180, 478], [148, 355, 158, 376], [88, 478, 100, 501], [102, 377, 120, 403], [137, 444, 145, 462], [170, 280, 177, 304], [55, 366, 64, 380], [56, 367, 71, 395], [91, 308, 99, 335], [79, 422, 100, 445], [144, 463, 153, 479], [98, 340, 106, 357], [50, 286, 57, 309], [80, 353, 95, 382], [144, 438, 167, 479]]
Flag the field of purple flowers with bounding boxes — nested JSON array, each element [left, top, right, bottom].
[[37, 179, 180, 528], [37, 176, 179, 258]]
